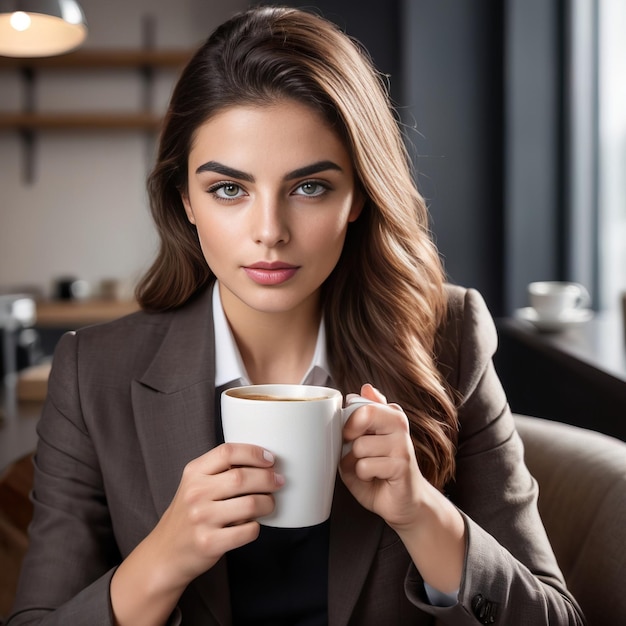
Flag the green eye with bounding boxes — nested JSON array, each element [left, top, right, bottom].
[[295, 181, 326, 197], [209, 182, 244, 200], [222, 183, 241, 197]]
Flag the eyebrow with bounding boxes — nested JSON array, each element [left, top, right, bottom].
[[195, 160, 343, 181], [284, 160, 343, 180]]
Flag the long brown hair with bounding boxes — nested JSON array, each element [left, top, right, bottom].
[[136, 6, 458, 488]]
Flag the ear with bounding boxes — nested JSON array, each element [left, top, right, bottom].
[[348, 190, 365, 223], [181, 190, 196, 225]]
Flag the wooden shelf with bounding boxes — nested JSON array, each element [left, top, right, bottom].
[[0, 49, 193, 69], [0, 112, 163, 131]]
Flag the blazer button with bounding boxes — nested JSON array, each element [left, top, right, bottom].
[[471, 594, 498, 624]]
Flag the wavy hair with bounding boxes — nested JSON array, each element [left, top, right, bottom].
[[136, 6, 458, 488]]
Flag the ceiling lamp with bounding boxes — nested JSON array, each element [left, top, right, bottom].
[[0, 0, 87, 57]]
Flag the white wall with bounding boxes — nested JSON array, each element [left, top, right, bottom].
[[0, 0, 248, 298]]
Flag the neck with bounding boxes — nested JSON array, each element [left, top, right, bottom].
[[220, 288, 322, 384]]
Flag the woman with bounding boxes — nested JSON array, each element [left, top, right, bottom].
[[8, 6, 585, 625]]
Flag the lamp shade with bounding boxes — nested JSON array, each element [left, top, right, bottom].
[[0, 0, 87, 57]]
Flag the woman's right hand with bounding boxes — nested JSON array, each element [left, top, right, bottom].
[[111, 443, 284, 626], [156, 442, 283, 584]]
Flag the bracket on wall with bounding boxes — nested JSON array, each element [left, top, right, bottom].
[[20, 66, 36, 184], [20, 128, 36, 184]]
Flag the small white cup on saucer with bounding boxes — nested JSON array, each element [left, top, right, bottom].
[[528, 281, 591, 320], [515, 281, 593, 332]]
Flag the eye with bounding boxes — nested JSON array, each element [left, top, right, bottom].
[[293, 181, 327, 197], [208, 182, 246, 200]]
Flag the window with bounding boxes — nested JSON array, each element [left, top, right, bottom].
[[598, 0, 626, 311]]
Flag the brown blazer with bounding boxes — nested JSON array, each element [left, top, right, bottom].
[[7, 285, 585, 625]]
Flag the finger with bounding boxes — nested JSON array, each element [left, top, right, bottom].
[[209, 466, 285, 501], [180, 490, 276, 538], [359, 386, 404, 416], [189, 443, 276, 476], [354, 456, 407, 483], [344, 402, 409, 442], [207, 520, 262, 555], [360, 383, 387, 403], [351, 431, 404, 460], [209, 493, 277, 527]]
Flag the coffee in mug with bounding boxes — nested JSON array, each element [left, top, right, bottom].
[[227, 391, 329, 402], [221, 384, 370, 528]]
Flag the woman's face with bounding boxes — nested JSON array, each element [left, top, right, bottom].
[[181, 99, 363, 322]]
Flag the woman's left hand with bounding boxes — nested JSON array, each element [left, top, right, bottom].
[[340, 383, 466, 594], [339, 383, 426, 531]]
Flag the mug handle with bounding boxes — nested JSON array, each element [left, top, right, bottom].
[[573, 283, 591, 309], [341, 395, 374, 456]]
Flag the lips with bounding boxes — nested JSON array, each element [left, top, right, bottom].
[[243, 262, 300, 286]]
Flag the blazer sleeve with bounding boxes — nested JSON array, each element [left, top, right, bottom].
[[404, 287, 586, 625], [7, 331, 187, 626], [6, 331, 121, 625]]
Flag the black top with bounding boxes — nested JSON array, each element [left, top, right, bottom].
[[227, 521, 330, 625]]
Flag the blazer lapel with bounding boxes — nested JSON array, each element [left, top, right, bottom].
[[132, 288, 217, 515], [131, 286, 231, 625], [328, 477, 385, 626]]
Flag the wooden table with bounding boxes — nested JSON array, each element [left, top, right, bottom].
[[35, 298, 139, 328]]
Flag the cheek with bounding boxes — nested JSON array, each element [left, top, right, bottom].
[[322, 205, 355, 243], [192, 216, 226, 266], [303, 215, 351, 260], [197, 230, 224, 265], [309, 197, 355, 234]]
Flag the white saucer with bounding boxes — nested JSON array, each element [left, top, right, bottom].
[[514, 307, 594, 332]]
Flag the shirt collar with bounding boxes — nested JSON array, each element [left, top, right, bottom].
[[212, 282, 331, 387]]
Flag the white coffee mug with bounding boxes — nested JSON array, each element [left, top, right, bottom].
[[221, 384, 370, 528], [528, 281, 591, 319]]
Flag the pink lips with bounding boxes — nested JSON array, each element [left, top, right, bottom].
[[243, 262, 300, 286]]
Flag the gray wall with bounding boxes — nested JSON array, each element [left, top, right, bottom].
[[402, 0, 505, 312], [504, 0, 565, 314]]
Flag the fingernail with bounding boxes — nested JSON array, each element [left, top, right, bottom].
[[263, 449, 275, 463], [274, 473, 285, 486]]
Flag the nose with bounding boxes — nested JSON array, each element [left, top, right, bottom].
[[251, 194, 290, 247]]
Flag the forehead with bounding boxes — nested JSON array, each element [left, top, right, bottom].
[[188, 100, 351, 169]]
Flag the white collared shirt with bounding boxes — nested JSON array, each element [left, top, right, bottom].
[[212, 282, 332, 388]]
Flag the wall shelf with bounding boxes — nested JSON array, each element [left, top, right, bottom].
[[0, 48, 193, 181], [0, 112, 163, 131], [0, 49, 192, 70]]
